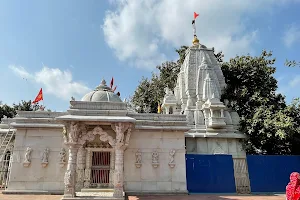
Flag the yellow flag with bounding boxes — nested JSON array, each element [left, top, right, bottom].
[[157, 104, 161, 114]]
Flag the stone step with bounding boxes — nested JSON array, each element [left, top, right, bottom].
[[81, 188, 114, 193], [76, 191, 113, 197], [63, 197, 123, 200]]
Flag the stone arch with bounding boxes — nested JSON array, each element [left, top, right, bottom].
[[78, 126, 115, 146]]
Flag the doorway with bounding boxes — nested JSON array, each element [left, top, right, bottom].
[[91, 151, 111, 188]]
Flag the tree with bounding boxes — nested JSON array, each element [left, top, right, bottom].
[[131, 61, 180, 113], [0, 104, 16, 120], [12, 100, 41, 111], [284, 98, 300, 154], [285, 59, 300, 67], [131, 77, 152, 113], [0, 100, 42, 121], [156, 61, 180, 91], [220, 50, 298, 154]]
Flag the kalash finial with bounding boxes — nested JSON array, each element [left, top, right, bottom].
[[192, 12, 200, 45], [101, 79, 106, 86]]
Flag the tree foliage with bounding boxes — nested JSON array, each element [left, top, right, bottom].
[[221, 51, 300, 154], [132, 62, 178, 113], [0, 100, 42, 121], [285, 59, 300, 67]]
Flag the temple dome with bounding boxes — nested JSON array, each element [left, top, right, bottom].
[[81, 79, 122, 103]]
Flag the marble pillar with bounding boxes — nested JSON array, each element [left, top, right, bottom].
[[76, 147, 86, 191], [113, 148, 124, 197], [62, 121, 87, 198], [111, 122, 133, 198], [109, 150, 115, 188], [64, 144, 79, 197], [84, 148, 92, 188]]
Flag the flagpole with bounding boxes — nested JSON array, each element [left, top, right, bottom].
[[192, 12, 200, 45]]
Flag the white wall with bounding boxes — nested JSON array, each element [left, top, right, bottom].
[[8, 128, 66, 191], [185, 137, 246, 158], [124, 130, 187, 193], [8, 127, 188, 193]]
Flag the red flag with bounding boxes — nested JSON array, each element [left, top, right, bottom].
[[112, 86, 117, 92], [32, 88, 43, 104], [110, 77, 114, 89], [194, 12, 199, 19]]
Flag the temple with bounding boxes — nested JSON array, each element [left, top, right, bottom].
[[0, 29, 250, 200]]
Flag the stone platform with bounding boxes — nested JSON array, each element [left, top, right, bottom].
[[61, 188, 123, 200], [62, 197, 123, 200]]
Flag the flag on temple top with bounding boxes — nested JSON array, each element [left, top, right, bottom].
[[112, 86, 117, 92], [110, 77, 114, 89], [194, 12, 199, 19], [32, 88, 43, 104], [192, 12, 199, 24], [157, 104, 161, 114]]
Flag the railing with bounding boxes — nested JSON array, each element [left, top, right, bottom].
[[91, 151, 110, 187], [91, 169, 110, 185]]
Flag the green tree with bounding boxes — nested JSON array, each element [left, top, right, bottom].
[[284, 98, 300, 154], [0, 104, 16, 120], [285, 59, 300, 67], [12, 100, 41, 111], [221, 50, 297, 154], [0, 100, 42, 121], [131, 77, 152, 113], [156, 61, 180, 91], [132, 61, 180, 113]]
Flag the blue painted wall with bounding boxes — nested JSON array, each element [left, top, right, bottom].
[[185, 154, 236, 193], [247, 155, 300, 193]]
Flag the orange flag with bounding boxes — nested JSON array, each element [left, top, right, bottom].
[[194, 12, 199, 19], [32, 88, 43, 104]]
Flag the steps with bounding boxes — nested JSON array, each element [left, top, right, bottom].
[[67, 188, 124, 200]]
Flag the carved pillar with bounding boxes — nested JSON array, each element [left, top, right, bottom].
[[62, 121, 86, 198], [84, 148, 92, 188], [111, 123, 133, 198], [114, 148, 124, 197], [109, 150, 115, 188], [76, 147, 86, 191], [64, 144, 80, 197]]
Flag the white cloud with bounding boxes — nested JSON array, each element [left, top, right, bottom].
[[102, 0, 294, 69], [9, 65, 31, 79], [9, 65, 91, 101], [283, 24, 300, 48], [289, 75, 300, 87]]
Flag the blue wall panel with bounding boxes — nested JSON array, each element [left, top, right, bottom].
[[247, 155, 300, 193], [186, 154, 236, 193]]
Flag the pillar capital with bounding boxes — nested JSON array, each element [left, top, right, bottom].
[[111, 122, 133, 150], [62, 121, 87, 145]]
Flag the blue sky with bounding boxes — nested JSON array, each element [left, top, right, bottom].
[[1, 0, 300, 111]]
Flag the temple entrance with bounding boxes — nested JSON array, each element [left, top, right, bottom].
[[91, 151, 111, 188]]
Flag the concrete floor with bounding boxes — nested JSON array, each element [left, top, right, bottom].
[[0, 191, 287, 200]]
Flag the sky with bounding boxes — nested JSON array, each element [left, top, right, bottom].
[[1, 0, 300, 111]]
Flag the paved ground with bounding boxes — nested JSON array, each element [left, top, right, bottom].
[[0, 192, 287, 200]]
